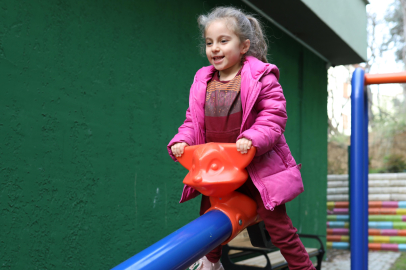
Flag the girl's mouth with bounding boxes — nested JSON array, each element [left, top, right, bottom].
[[213, 56, 224, 64]]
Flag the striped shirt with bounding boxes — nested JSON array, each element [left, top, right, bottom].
[[205, 69, 243, 143]]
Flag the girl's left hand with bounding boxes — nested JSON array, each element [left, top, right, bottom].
[[236, 138, 252, 154]]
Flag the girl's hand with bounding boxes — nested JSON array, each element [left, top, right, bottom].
[[171, 142, 189, 158], [236, 138, 252, 154]]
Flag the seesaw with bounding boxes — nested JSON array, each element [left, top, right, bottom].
[[112, 143, 260, 270]]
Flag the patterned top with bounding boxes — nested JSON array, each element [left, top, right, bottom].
[[205, 69, 243, 143]]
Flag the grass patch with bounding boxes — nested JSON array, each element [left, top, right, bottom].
[[390, 252, 406, 270]]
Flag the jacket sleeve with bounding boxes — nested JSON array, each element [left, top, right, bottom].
[[237, 73, 287, 156], [167, 106, 196, 161]]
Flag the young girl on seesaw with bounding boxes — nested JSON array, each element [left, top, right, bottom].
[[168, 6, 315, 270]]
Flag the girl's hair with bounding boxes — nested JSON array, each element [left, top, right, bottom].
[[198, 6, 268, 63]]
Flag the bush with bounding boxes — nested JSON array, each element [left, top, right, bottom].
[[384, 154, 406, 173]]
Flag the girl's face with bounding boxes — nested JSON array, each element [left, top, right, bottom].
[[205, 20, 250, 75]]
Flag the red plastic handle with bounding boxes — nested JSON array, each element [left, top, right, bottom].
[[176, 143, 258, 243], [176, 143, 256, 197]]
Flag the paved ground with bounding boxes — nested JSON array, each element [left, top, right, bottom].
[[321, 249, 401, 270]]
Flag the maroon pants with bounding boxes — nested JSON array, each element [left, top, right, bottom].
[[200, 178, 316, 270]]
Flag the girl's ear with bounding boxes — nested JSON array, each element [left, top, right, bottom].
[[176, 145, 200, 170], [241, 39, 250, 55]]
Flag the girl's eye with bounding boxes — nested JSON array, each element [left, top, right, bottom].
[[206, 42, 212, 46], [221, 40, 227, 43]]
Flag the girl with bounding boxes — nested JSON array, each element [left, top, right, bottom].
[[167, 6, 315, 270]]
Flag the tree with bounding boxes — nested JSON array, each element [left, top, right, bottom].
[[382, 0, 406, 115], [382, 0, 405, 63]]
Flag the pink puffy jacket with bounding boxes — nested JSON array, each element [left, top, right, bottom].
[[167, 56, 304, 210]]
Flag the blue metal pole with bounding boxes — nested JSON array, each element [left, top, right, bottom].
[[350, 68, 366, 270], [112, 210, 232, 270], [363, 81, 369, 270]]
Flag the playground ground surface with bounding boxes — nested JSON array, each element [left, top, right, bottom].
[[321, 249, 404, 270]]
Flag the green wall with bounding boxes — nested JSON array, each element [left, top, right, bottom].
[[0, 0, 327, 268]]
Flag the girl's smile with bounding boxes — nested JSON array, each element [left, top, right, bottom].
[[205, 20, 250, 81], [212, 56, 225, 64]]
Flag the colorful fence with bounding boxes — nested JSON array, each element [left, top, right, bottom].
[[327, 173, 406, 252], [327, 242, 406, 251]]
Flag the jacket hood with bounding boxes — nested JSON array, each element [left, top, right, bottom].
[[194, 56, 280, 82]]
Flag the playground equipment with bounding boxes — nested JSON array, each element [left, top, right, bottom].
[[350, 69, 406, 270], [112, 143, 259, 270]]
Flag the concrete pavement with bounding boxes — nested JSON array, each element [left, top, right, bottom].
[[321, 249, 401, 270]]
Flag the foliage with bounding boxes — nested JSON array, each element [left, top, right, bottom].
[[390, 252, 406, 270], [384, 154, 406, 172], [382, 0, 405, 62], [381, 0, 406, 118], [327, 160, 347, 175], [327, 140, 349, 175], [369, 167, 386, 173], [328, 133, 350, 145], [371, 114, 406, 137]]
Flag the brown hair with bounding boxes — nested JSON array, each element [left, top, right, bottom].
[[198, 6, 268, 63]]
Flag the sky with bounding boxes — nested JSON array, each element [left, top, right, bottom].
[[366, 0, 405, 99]]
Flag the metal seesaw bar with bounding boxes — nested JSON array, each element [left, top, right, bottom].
[[112, 210, 232, 270]]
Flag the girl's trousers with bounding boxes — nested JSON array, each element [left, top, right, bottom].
[[199, 178, 316, 270]]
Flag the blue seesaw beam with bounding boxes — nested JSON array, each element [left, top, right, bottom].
[[112, 210, 232, 270]]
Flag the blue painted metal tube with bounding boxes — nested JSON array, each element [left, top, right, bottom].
[[350, 68, 366, 270], [112, 210, 232, 270], [363, 78, 369, 270]]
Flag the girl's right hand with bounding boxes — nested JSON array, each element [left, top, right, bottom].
[[171, 142, 189, 158]]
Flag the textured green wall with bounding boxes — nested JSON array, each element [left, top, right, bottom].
[[0, 0, 327, 268]]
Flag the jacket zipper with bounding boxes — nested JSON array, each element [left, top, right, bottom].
[[240, 81, 260, 133], [247, 164, 274, 210], [193, 81, 205, 145], [241, 72, 274, 210]]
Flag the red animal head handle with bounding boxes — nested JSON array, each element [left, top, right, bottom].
[[176, 143, 256, 197]]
